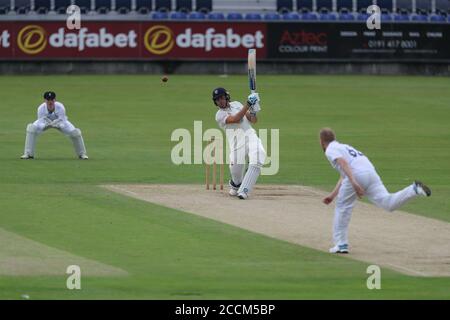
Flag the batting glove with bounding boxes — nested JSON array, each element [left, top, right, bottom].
[[250, 102, 261, 114], [247, 93, 260, 106]]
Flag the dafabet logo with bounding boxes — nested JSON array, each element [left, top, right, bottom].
[[17, 25, 47, 55], [144, 25, 175, 55]]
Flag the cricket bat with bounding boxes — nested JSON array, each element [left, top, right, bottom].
[[247, 49, 256, 93]]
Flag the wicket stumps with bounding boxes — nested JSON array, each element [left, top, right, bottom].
[[205, 138, 224, 191]]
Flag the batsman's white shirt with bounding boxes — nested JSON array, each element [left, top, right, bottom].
[[325, 141, 375, 176], [215, 101, 265, 167]]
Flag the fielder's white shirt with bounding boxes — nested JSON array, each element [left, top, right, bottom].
[[215, 101, 257, 150], [37, 102, 68, 122], [325, 141, 375, 176]]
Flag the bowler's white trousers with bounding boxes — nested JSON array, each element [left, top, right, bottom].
[[333, 170, 417, 247]]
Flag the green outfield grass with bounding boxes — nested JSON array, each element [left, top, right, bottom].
[[0, 75, 449, 299]]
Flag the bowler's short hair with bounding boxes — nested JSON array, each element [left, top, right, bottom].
[[320, 128, 336, 143]]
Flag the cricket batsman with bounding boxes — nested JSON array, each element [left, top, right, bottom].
[[320, 128, 431, 254], [21, 91, 88, 160], [213, 87, 265, 199]]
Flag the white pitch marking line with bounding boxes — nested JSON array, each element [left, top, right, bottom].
[[385, 263, 429, 277]]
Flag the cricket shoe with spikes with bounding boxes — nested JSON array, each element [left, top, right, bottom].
[[229, 180, 240, 197], [414, 180, 431, 197], [329, 244, 349, 254], [20, 154, 34, 159], [79, 154, 89, 160], [238, 191, 248, 200]]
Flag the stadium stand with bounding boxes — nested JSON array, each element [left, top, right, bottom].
[[196, 0, 212, 13], [277, 0, 293, 13], [95, 0, 111, 14], [297, 0, 313, 12], [378, 0, 393, 12], [54, 0, 72, 14], [316, 0, 333, 12], [14, 0, 31, 14], [116, 0, 132, 14], [207, 11, 225, 19], [0, 0, 447, 23], [395, 0, 413, 13], [245, 12, 263, 20], [435, 0, 450, 14], [170, 11, 187, 19], [136, 0, 152, 14], [188, 11, 206, 19], [176, 0, 192, 13], [227, 12, 244, 20], [0, 0, 11, 14], [337, 0, 354, 12], [155, 0, 171, 12], [34, 0, 51, 14], [357, 0, 373, 12], [73, 0, 92, 14]]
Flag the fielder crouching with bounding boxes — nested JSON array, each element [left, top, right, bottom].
[[21, 91, 88, 160], [213, 87, 266, 200]]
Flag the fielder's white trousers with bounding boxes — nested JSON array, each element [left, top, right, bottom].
[[333, 170, 417, 247]]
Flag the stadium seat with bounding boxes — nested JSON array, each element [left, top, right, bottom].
[[277, 0, 293, 13], [316, 0, 333, 12], [14, 0, 31, 14], [227, 12, 243, 20], [357, 12, 369, 20], [320, 12, 337, 20], [0, 0, 11, 14], [435, 0, 450, 15], [245, 13, 262, 20], [297, 0, 313, 12], [300, 11, 318, 20], [54, 0, 71, 14], [393, 12, 409, 21], [207, 12, 225, 20], [264, 12, 281, 20], [395, 0, 413, 13], [176, 0, 192, 13], [337, 0, 353, 12], [151, 11, 169, 19], [188, 11, 205, 19], [415, 0, 431, 14], [429, 13, 446, 22], [381, 12, 392, 20], [34, 0, 51, 14], [73, 0, 92, 14], [196, 0, 211, 13], [170, 11, 187, 19], [116, 0, 131, 14], [357, 0, 374, 13], [136, 0, 152, 14], [95, 0, 111, 14], [282, 12, 300, 20], [155, 0, 171, 12], [377, 0, 393, 12], [339, 12, 355, 20], [411, 13, 428, 21]]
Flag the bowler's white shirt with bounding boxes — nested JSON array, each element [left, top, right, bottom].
[[216, 101, 257, 150], [325, 141, 375, 176], [37, 102, 68, 122]]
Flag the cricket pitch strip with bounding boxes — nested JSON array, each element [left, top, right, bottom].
[[104, 184, 450, 277]]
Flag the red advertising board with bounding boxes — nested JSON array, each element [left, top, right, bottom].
[[0, 21, 267, 60]]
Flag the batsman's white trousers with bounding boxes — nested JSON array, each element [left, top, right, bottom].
[[333, 170, 418, 247], [229, 132, 266, 186]]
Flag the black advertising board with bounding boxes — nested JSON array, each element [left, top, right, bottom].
[[267, 22, 450, 62]]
